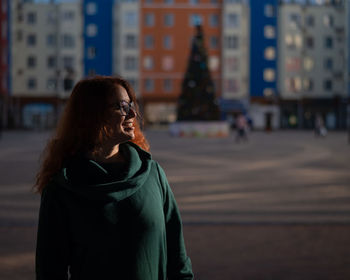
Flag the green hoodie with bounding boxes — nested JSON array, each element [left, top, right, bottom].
[[36, 142, 193, 280]]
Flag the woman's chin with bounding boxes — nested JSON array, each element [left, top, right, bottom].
[[124, 127, 135, 138]]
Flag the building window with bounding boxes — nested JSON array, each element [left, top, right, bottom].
[[226, 57, 239, 72], [209, 14, 219, 27], [63, 56, 74, 69], [125, 34, 137, 48], [163, 79, 173, 92], [127, 78, 137, 90], [285, 77, 302, 92], [144, 35, 154, 49], [324, 57, 333, 70], [323, 14, 334, 27], [27, 56, 36, 68], [164, 13, 174, 26], [264, 4, 275, 17], [164, 0, 174, 4], [303, 57, 314, 71], [86, 2, 97, 15], [285, 57, 301, 72], [264, 25, 276, 39], [190, 0, 199, 4], [27, 12, 37, 24], [86, 24, 98, 37], [125, 56, 137, 71], [47, 56, 56, 68], [47, 11, 57, 25], [324, 36, 333, 49], [16, 30, 23, 42], [225, 36, 239, 49], [62, 10, 75, 20], [303, 78, 313, 91], [263, 69, 275, 82], [225, 13, 239, 28], [163, 35, 172, 49], [27, 78, 37, 90], [46, 34, 57, 47], [145, 13, 155, 26], [124, 11, 138, 26], [306, 36, 314, 49], [27, 34, 36, 46], [190, 14, 202, 26], [209, 36, 218, 49], [47, 78, 57, 90], [285, 34, 302, 49], [264, 47, 276, 60], [323, 79, 332, 90], [288, 13, 301, 29], [225, 79, 239, 93], [305, 15, 314, 27], [87, 46, 97, 59], [162, 56, 174, 71], [209, 56, 219, 71], [62, 34, 75, 48], [263, 88, 274, 97], [144, 79, 154, 92], [143, 56, 154, 70]]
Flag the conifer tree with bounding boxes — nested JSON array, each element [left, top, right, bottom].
[[177, 24, 220, 121]]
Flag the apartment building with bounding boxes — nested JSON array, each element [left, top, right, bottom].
[[113, 0, 140, 97], [0, 0, 9, 128], [220, 0, 249, 123], [140, 0, 222, 124], [278, 0, 348, 129], [10, 0, 83, 128]]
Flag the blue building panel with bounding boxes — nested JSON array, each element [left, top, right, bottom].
[[83, 0, 114, 77], [249, 0, 278, 98], [7, 0, 11, 95]]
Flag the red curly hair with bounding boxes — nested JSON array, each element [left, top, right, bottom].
[[35, 76, 150, 194]]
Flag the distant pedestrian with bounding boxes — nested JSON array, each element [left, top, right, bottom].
[[315, 114, 327, 137], [235, 113, 248, 142], [34, 76, 193, 280]]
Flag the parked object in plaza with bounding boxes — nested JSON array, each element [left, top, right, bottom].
[[34, 76, 193, 280]]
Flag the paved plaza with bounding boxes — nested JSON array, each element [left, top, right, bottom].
[[0, 129, 350, 279]]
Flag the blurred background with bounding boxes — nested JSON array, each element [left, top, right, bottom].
[[0, 0, 350, 279], [0, 0, 349, 130]]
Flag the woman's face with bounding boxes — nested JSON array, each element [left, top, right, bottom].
[[106, 85, 136, 144]]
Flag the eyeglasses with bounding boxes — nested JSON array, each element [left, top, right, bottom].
[[111, 100, 135, 116]]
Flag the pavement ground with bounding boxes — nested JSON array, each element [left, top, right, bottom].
[[0, 129, 350, 279]]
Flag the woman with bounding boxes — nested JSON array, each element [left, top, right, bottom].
[[35, 76, 193, 280]]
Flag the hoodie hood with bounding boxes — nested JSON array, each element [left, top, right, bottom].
[[54, 142, 152, 202]]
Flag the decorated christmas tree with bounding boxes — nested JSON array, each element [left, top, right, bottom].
[[177, 24, 220, 121]]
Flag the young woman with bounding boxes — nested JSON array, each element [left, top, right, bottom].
[[35, 76, 193, 280]]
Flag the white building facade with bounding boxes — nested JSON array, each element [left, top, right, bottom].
[[221, 1, 249, 101], [113, 0, 140, 98], [278, 1, 348, 129], [10, 0, 83, 128]]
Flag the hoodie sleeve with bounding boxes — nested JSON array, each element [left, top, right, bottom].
[[36, 182, 70, 280], [156, 164, 194, 280]]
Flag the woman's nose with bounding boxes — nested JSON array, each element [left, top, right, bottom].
[[126, 107, 136, 119]]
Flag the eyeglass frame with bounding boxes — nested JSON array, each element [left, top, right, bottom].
[[110, 100, 136, 116]]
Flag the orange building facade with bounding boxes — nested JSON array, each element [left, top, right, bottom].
[[140, 0, 222, 124]]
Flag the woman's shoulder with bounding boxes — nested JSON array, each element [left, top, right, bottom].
[[41, 170, 68, 197]]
